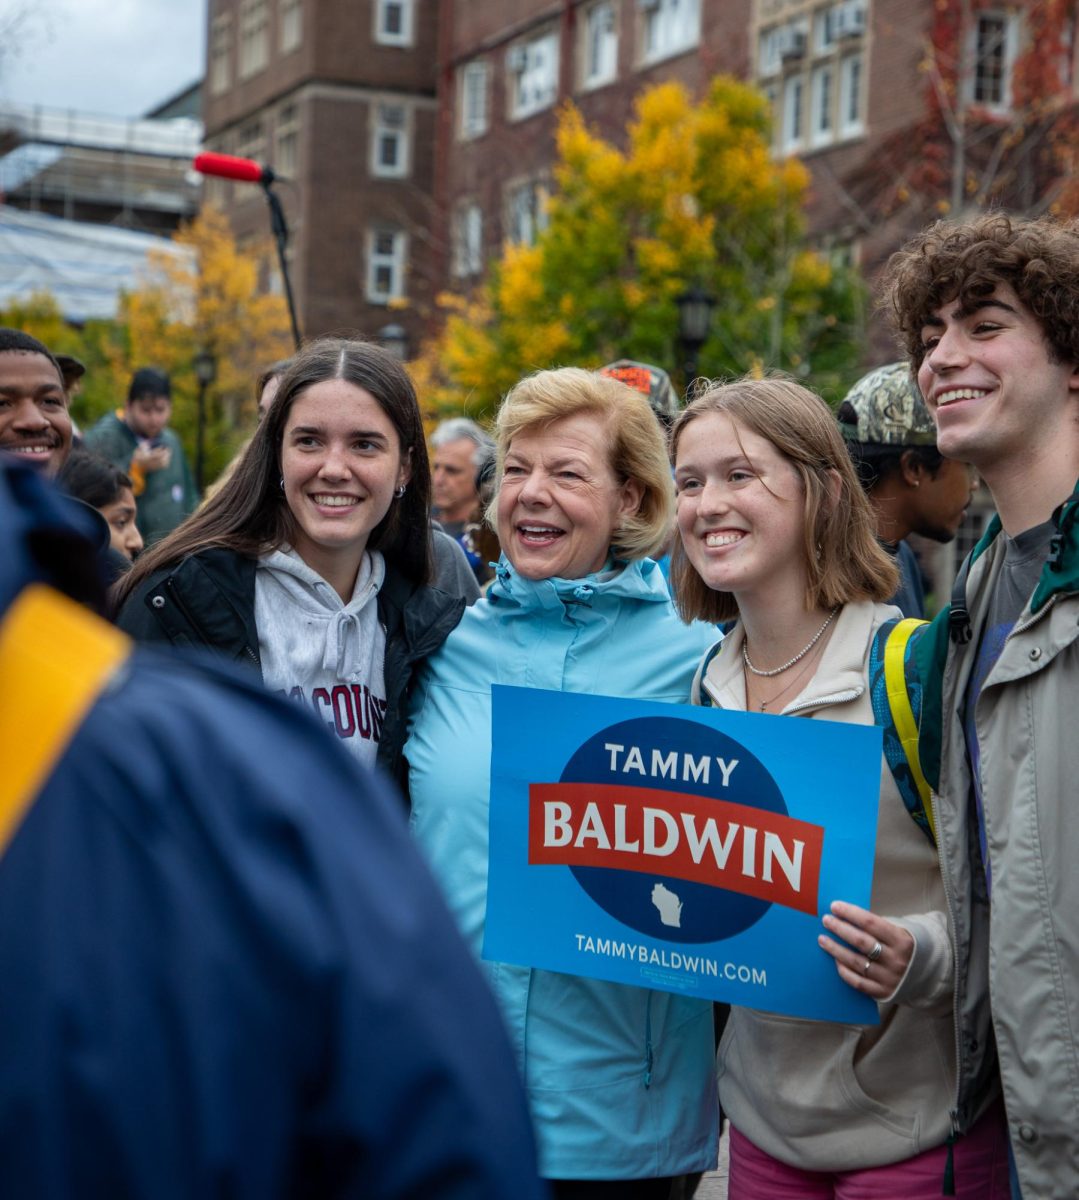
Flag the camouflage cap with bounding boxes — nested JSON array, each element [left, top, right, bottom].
[[599, 359, 679, 422], [837, 361, 937, 447]]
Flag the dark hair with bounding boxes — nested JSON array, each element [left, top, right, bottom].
[[128, 367, 171, 403], [845, 442, 946, 492], [115, 337, 433, 607], [256, 358, 292, 402], [0, 328, 63, 383], [885, 212, 1079, 369], [59, 449, 132, 509]]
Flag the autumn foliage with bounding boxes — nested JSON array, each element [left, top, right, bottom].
[[412, 78, 864, 420]]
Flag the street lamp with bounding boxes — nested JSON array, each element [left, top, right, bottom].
[[676, 285, 716, 395], [377, 323, 409, 362], [193, 348, 217, 494]]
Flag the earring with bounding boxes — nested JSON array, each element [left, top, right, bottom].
[[395, 484, 407, 498], [279, 476, 285, 491]]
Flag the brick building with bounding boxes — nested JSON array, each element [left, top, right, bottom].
[[201, 0, 440, 350], [201, 0, 1076, 348]]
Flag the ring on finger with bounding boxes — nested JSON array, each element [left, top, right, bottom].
[[862, 959, 872, 975], [868, 940, 883, 962]]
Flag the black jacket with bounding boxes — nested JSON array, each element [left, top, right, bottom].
[[116, 547, 466, 794]]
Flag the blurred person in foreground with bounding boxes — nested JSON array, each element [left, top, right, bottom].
[[0, 452, 546, 1199], [838, 362, 977, 618], [84, 366, 198, 545], [407, 367, 720, 1197]]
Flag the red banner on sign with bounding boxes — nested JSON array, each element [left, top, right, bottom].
[[528, 782, 824, 915]]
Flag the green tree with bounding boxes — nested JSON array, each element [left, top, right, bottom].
[[413, 78, 865, 419]]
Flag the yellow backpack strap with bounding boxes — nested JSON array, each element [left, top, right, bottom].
[[0, 585, 132, 857], [884, 617, 935, 843]]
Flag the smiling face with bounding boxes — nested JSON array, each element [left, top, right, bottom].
[[280, 379, 410, 582], [496, 412, 643, 581], [674, 411, 808, 606], [0, 350, 72, 477], [917, 284, 1079, 472]]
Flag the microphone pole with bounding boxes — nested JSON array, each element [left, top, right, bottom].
[[193, 152, 302, 350]]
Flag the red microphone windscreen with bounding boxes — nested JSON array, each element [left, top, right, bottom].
[[194, 152, 265, 184]]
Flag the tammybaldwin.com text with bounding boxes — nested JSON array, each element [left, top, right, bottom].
[[573, 935, 767, 986]]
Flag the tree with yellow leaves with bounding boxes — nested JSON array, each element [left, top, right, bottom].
[[413, 78, 864, 418]]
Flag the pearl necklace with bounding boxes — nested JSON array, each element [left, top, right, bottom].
[[742, 607, 839, 678]]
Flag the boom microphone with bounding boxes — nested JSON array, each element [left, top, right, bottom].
[[193, 151, 273, 185]]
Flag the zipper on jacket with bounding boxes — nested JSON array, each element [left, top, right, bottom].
[[784, 687, 862, 716], [644, 993, 654, 1088]]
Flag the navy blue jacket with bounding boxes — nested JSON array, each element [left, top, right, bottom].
[[0, 457, 546, 1200]]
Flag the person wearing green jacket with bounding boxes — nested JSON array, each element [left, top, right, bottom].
[[84, 367, 197, 544]]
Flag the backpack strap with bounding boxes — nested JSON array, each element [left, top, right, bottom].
[[0, 585, 132, 857], [869, 617, 935, 845]]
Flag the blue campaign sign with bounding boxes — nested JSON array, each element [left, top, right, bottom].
[[483, 685, 883, 1024]]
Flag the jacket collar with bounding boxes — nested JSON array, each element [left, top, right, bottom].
[[702, 601, 876, 714], [489, 554, 670, 613]]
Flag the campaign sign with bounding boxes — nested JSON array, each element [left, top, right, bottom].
[[483, 686, 883, 1024]]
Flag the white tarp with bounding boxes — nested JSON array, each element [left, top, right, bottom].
[[0, 204, 192, 322]]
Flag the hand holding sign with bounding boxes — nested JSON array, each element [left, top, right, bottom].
[[818, 900, 916, 1000]]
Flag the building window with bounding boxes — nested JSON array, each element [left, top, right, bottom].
[[507, 32, 559, 120], [810, 64, 833, 148], [582, 2, 618, 89], [451, 203, 484, 277], [640, 0, 700, 64], [969, 11, 1017, 111], [760, 2, 866, 154], [279, 0, 302, 53], [210, 16, 232, 95], [375, 0, 414, 47], [781, 75, 804, 153], [366, 228, 407, 303], [505, 178, 550, 246], [274, 103, 299, 176], [239, 0, 270, 78], [459, 61, 490, 139], [370, 103, 410, 178], [237, 119, 265, 164], [839, 52, 864, 137]]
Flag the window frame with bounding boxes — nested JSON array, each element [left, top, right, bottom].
[[451, 202, 484, 278], [374, 0, 414, 48], [459, 61, 491, 139], [370, 101, 410, 179], [640, 0, 701, 66], [582, 2, 619, 90], [279, 0, 302, 54], [365, 227, 408, 304], [507, 30, 560, 121], [238, 0, 270, 79]]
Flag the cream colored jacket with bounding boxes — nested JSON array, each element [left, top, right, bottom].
[[698, 601, 957, 1171]]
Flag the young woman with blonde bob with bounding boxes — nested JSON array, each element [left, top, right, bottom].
[[670, 377, 1009, 1199]]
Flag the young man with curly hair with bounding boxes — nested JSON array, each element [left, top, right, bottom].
[[886, 212, 1079, 1199]]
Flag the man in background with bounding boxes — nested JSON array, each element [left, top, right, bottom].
[[84, 366, 197, 544], [838, 361, 976, 617], [431, 417, 496, 584]]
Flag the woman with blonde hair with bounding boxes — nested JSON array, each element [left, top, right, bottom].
[[407, 367, 720, 1197], [670, 376, 1009, 1198]]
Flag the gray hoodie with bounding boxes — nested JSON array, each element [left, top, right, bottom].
[[255, 546, 387, 769]]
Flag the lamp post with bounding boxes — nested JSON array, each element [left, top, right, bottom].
[[676, 285, 716, 396], [193, 348, 217, 494], [377, 323, 409, 362]]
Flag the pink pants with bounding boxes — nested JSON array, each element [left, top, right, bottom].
[[728, 1103, 1010, 1200]]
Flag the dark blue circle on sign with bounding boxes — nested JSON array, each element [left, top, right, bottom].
[[561, 716, 786, 944]]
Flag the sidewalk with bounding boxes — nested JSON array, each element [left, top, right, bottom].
[[695, 1123, 729, 1199]]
